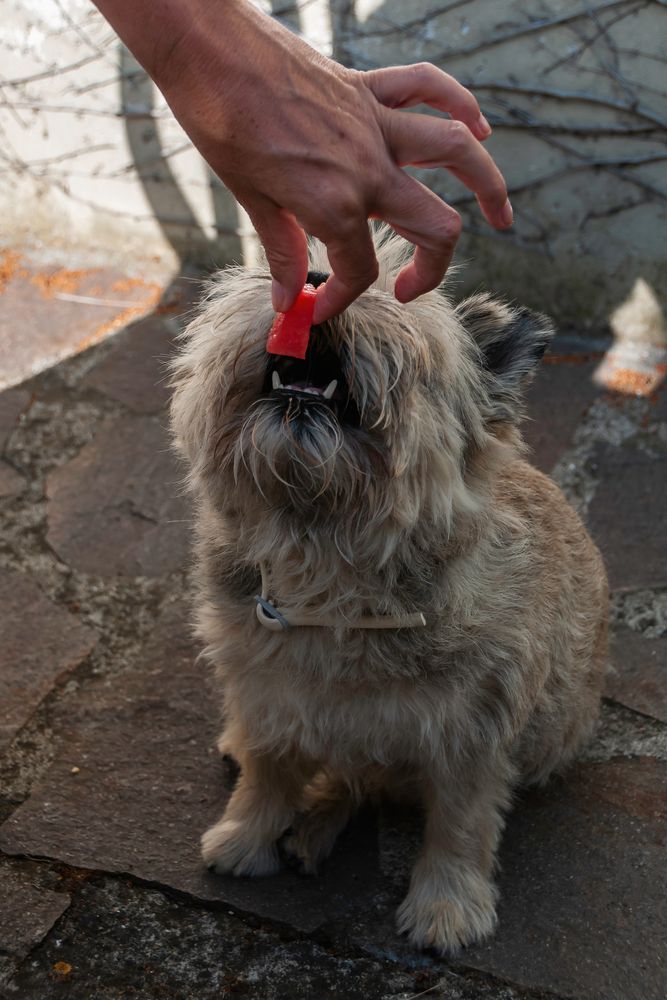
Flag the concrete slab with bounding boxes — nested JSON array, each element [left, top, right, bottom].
[[0, 570, 96, 755], [0, 603, 379, 935], [0, 249, 165, 392], [607, 628, 667, 723], [1, 603, 665, 999], [83, 314, 177, 415], [588, 440, 667, 590], [0, 388, 31, 451], [3, 878, 524, 1000], [523, 353, 601, 473], [346, 761, 667, 1000], [0, 460, 25, 497], [0, 867, 70, 962], [46, 414, 191, 578]]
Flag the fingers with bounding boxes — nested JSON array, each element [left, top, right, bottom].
[[246, 194, 378, 323], [311, 222, 379, 324], [247, 200, 309, 312], [364, 62, 491, 141], [385, 112, 512, 230], [378, 172, 463, 304]]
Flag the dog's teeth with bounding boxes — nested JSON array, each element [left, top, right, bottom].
[[323, 379, 338, 400], [272, 371, 282, 390]]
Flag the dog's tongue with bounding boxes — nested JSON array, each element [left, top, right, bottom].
[[267, 284, 317, 360]]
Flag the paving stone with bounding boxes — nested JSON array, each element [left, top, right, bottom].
[[0, 459, 24, 497], [0, 570, 97, 755], [2, 597, 665, 997], [587, 440, 667, 590], [2, 607, 665, 997], [582, 698, 667, 765], [522, 356, 600, 473], [651, 383, 667, 423], [607, 627, 667, 722], [345, 759, 667, 1000], [0, 388, 31, 451], [0, 603, 379, 936], [462, 758, 667, 1000], [0, 868, 70, 961], [5, 880, 529, 1000], [0, 258, 161, 389], [84, 314, 177, 414], [46, 414, 191, 578], [81, 276, 201, 415], [0, 256, 163, 392]]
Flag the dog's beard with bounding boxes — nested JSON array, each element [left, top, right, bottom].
[[233, 395, 386, 508]]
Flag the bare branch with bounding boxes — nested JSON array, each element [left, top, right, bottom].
[[543, 0, 650, 74], [455, 80, 667, 129], [0, 54, 103, 89], [0, 101, 171, 120], [443, 152, 667, 208], [345, 0, 662, 57]]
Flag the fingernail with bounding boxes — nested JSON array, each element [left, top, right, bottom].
[[477, 113, 492, 137], [271, 279, 289, 313], [500, 198, 513, 227]]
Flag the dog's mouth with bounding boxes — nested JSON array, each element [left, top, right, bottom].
[[263, 334, 360, 426]]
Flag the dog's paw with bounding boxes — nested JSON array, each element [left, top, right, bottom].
[[201, 818, 281, 877], [281, 789, 353, 874], [281, 812, 339, 875], [396, 876, 497, 954]]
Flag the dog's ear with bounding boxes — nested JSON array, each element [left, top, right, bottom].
[[455, 293, 556, 422]]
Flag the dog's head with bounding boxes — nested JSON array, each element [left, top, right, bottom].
[[171, 231, 554, 539]]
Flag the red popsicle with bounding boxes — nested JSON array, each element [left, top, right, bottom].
[[266, 283, 317, 359]]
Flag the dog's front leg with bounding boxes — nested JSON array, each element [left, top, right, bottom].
[[396, 752, 513, 954], [202, 749, 312, 877]]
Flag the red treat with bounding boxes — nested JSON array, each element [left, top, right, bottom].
[[267, 283, 317, 359]]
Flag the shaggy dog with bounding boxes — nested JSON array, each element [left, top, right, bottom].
[[170, 233, 608, 954]]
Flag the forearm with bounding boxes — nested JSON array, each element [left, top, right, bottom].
[[92, 0, 332, 170], [92, 0, 272, 91]]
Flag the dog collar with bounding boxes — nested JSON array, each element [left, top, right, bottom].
[[254, 562, 427, 632]]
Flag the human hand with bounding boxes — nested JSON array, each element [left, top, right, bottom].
[[94, 0, 512, 323]]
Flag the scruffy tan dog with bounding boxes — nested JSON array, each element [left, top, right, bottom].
[[170, 232, 608, 954]]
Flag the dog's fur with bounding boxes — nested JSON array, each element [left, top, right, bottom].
[[170, 232, 608, 954]]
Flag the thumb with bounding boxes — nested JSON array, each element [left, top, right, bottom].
[[247, 201, 309, 312]]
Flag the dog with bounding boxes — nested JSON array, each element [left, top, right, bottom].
[[170, 231, 608, 954]]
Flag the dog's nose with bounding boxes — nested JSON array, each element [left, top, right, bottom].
[[306, 270, 329, 289]]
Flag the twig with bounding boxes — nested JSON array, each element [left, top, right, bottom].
[[579, 196, 648, 226], [0, 101, 170, 120], [337, 1, 473, 41], [615, 44, 667, 63], [0, 54, 103, 88], [543, 0, 649, 74], [530, 130, 667, 199], [40, 178, 248, 239], [51, 0, 118, 69], [53, 293, 147, 308], [572, 62, 667, 100], [488, 116, 659, 135], [14, 144, 116, 169], [345, 0, 657, 56], [454, 81, 667, 129], [402, 981, 445, 1000], [444, 153, 667, 207], [70, 69, 146, 97]]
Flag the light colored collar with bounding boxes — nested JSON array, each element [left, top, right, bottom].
[[254, 562, 427, 632]]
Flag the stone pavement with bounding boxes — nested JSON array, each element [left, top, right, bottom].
[[0, 248, 168, 394], [0, 284, 665, 1000]]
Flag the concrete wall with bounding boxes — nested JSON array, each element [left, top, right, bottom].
[[1, 0, 665, 324]]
